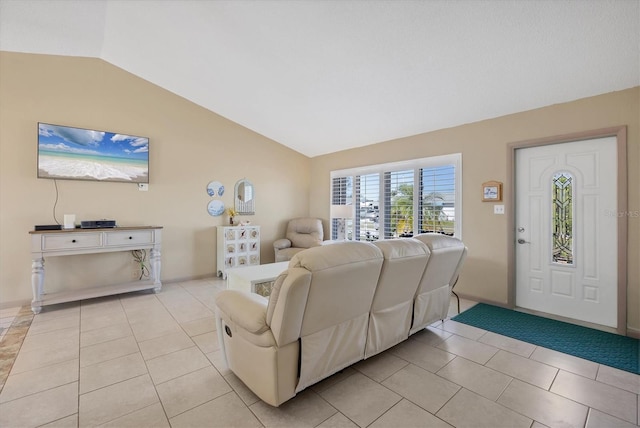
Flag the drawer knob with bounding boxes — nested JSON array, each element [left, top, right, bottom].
[[128, 236, 133, 240], [72, 239, 77, 243]]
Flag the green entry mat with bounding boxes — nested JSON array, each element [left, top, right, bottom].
[[452, 303, 639, 375]]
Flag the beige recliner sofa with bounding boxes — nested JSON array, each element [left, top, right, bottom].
[[215, 234, 466, 407], [273, 217, 324, 262], [410, 233, 468, 334], [365, 238, 430, 358]]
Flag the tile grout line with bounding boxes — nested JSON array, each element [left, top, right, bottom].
[[158, 284, 261, 425], [80, 293, 163, 427], [122, 286, 223, 426], [4, 289, 638, 427]]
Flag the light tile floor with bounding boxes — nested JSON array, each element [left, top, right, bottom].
[[0, 278, 638, 428]]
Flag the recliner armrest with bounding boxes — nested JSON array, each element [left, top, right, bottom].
[[215, 290, 269, 334], [273, 239, 292, 250]]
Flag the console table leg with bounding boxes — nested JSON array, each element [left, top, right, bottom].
[[31, 257, 44, 314], [150, 248, 162, 293]]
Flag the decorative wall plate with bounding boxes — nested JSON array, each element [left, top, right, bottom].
[[207, 181, 225, 197], [207, 199, 225, 216]]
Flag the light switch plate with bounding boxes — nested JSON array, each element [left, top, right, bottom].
[[494, 204, 505, 214]]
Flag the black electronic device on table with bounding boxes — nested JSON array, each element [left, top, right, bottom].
[[34, 224, 62, 231], [80, 220, 117, 229]]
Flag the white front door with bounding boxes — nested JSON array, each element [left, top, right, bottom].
[[515, 137, 618, 328]]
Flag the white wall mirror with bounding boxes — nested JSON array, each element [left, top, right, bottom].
[[235, 179, 255, 215]]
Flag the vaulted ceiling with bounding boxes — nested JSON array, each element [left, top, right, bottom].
[[1, 0, 638, 157]]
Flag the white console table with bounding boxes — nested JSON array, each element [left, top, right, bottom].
[[29, 226, 162, 314]]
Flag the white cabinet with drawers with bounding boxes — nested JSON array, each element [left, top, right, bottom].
[[29, 226, 162, 314], [216, 225, 260, 278]]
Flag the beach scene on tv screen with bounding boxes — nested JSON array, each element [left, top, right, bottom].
[[38, 123, 149, 183]]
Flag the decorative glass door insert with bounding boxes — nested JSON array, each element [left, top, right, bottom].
[[552, 172, 573, 264]]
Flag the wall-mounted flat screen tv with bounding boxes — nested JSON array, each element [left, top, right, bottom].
[[38, 122, 149, 183]]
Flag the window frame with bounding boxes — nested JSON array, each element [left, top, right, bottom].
[[330, 153, 463, 240]]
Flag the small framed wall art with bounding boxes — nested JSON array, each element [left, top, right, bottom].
[[207, 200, 225, 216], [482, 181, 502, 202], [207, 181, 224, 197]]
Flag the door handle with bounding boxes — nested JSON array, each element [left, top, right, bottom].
[[517, 239, 529, 244]]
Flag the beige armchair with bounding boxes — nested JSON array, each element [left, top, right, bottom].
[[273, 218, 323, 262]]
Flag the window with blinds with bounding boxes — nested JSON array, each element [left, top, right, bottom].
[[330, 154, 461, 240], [331, 176, 353, 239], [355, 173, 380, 241], [419, 165, 456, 236], [384, 170, 414, 239]]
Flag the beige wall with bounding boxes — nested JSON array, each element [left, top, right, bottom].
[[309, 87, 640, 333], [2, 52, 638, 334], [0, 52, 311, 305]]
